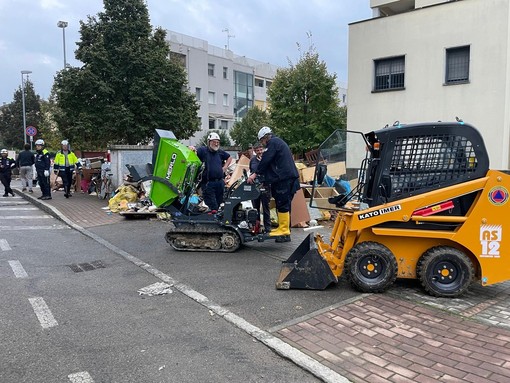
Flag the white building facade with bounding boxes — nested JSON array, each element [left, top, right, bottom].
[[348, 0, 510, 169], [166, 31, 278, 146]]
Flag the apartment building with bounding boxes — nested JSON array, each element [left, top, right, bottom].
[[348, 0, 510, 168], [166, 30, 278, 145]]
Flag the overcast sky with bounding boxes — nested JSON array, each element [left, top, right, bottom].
[[0, 0, 372, 104]]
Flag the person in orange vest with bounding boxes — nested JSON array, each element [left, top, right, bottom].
[[53, 140, 82, 198]]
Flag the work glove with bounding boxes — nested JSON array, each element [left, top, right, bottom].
[[44, 170, 49, 177]]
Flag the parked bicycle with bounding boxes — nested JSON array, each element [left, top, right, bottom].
[[89, 163, 114, 200]]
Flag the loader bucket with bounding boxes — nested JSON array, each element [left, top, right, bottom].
[[276, 233, 337, 290]]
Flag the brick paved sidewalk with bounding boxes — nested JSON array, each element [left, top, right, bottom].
[[13, 181, 123, 228], [276, 294, 510, 383]]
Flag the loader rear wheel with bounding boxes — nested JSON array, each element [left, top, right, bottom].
[[417, 246, 474, 298], [345, 242, 397, 293]]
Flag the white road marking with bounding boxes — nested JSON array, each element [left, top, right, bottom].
[[8, 260, 28, 278], [0, 207, 38, 210], [0, 225, 68, 230], [68, 371, 94, 383], [0, 215, 52, 219], [0, 239, 11, 251], [0, 201, 29, 205], [28, 297, 58, 328]]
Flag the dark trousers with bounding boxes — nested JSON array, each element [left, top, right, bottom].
[[252, 187, 271, 231], [59, 168, 73, 195], [271, 178, 300, 213], [202, 180, 224, 211], [37, 170, 51, 197], [0, 173, 12, 195]]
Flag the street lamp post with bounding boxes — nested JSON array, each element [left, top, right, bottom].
[[21, 70, 32, 145], [57, 20, 68, 69]]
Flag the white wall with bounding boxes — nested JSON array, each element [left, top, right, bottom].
[[349, 0, 510, 168]]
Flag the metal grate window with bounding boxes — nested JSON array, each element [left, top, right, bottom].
[[446, 46, 470, 84], [374, 56, 405, 91], [389, 134, 477, 197]]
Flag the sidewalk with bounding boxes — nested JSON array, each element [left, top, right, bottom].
[[11, 181, 510, 383], [13, 181, 123, 228]]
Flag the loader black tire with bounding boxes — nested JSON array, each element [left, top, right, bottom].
[[417, 246, 474, 298], [345, 242, 398, 293]]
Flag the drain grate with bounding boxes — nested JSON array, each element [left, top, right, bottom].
[[68, 260, 106, 273]]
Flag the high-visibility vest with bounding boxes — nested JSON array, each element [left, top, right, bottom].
[[54, 151, 81, 171]]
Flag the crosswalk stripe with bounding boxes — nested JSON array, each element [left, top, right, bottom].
[[68, 371, 94, 383], [0, 207, 38, 210], [0, 239, 11, 251], [8, 260, 28, 278], [0, 201, 29, 205], [0, 215, 52, 219], [0, 226, 68, 230], [28, 297, 58, 328]]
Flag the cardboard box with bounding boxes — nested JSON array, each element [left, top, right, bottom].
[[269, 188, 311, 227], [226, 155, 250, 187], [298, 161, 346, 183], [300, 166, 316, 183], [304, 187, 339, 210]]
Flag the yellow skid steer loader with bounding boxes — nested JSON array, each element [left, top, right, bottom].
[[276, 121, 510, 297]]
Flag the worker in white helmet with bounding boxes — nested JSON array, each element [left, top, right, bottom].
[[0, 149, 16, 197], [247, 126, 299, 241], [196, 132, 233, 212], [53, 140, 82, 198], [34, 139, 52, 200]]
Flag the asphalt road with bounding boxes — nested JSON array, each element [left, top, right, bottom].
[[88, 219, 361, 331], [0, 197, 325, 383]]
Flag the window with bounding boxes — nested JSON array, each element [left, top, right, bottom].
[[234, 71, 254, 119], [195, 87, 201, 101], [446, 46, 470, 84], [374, 56, 405, 91], [255, 78, 264, 87], [223, 93, 229, 106], [209, 119, 215, 129], [223, 66, 228, 79], [208, 63, 215, 77], [208, 91, 216, 104], [220, 120, 228, 130]]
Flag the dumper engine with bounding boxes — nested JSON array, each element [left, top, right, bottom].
[[233, 206, 260, 231]]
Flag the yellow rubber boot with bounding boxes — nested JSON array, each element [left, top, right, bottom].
[[270, 212, 291, 237]]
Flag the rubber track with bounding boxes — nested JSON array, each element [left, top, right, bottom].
[[165, 223, 241, 252]]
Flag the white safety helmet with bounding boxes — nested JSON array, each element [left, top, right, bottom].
[[257, 126, 272, 140], [1, 149, 7, 154], [61, 140, 69, 146], [35, 139, 45, 145], [207, 132, 220, 141]]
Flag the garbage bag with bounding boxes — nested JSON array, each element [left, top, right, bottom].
[[108, 185, 139, 213]]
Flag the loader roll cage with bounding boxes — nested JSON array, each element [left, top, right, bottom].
[[310, 122, 490, 210]]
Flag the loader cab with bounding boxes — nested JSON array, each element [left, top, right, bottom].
[[312, 122, 490, 210], [363, 122, 489, 207]]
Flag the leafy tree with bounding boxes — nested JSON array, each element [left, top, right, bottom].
[[52, 0, 200, 150], [267, 48, 346, 155], [197, 130, 232, 147], [230, 106, 271, 150], [0, 81, 43, 150]]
